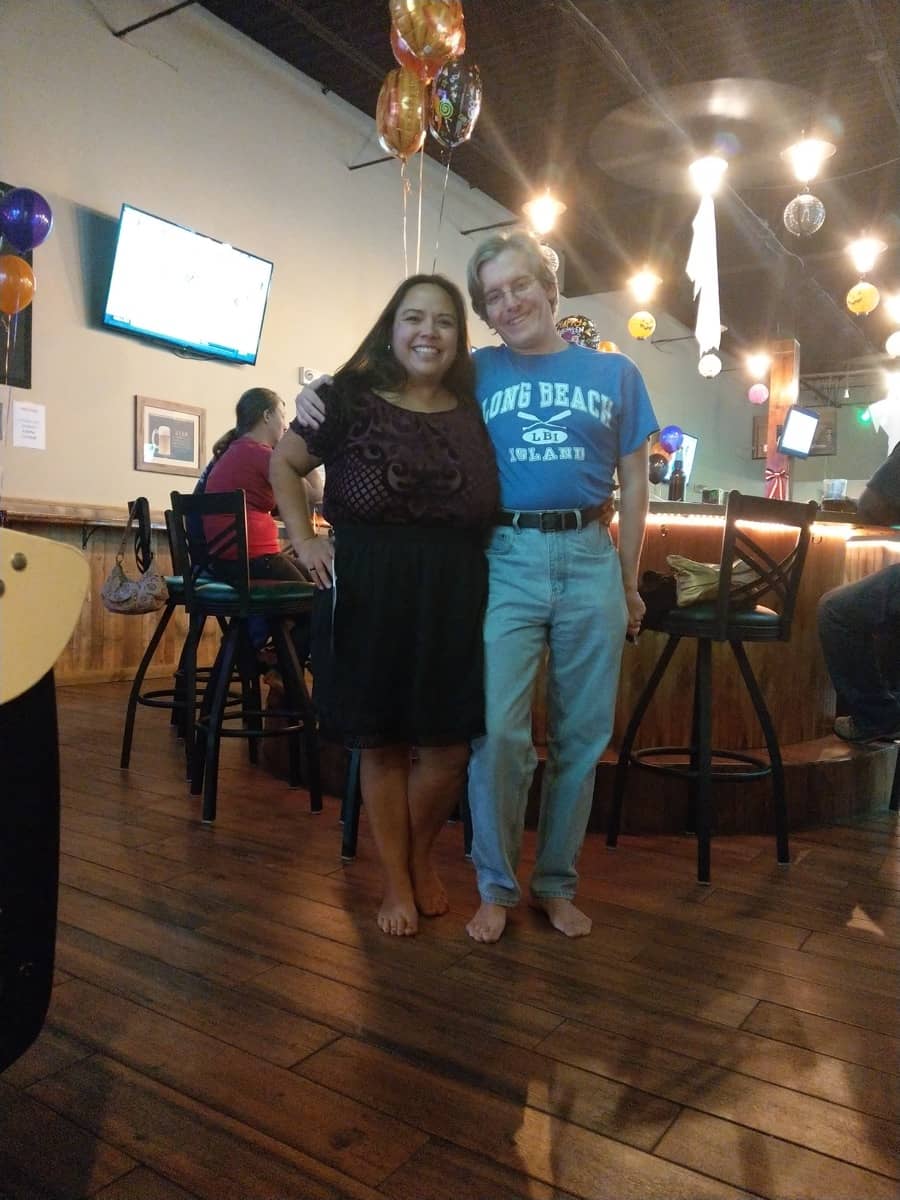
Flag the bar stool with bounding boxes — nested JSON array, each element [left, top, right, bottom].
[[607, 490, 818, 883], [171, 489, 321, 824], [339, 748, 473, 861], [120, 506, 228, 773]]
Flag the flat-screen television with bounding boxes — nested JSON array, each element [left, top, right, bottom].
[[103, 205, 273, 365], [777, 406, 820, 458], [663, 432, 699, 485]]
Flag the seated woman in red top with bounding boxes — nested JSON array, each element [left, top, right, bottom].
[[203, 387, 313, 583]]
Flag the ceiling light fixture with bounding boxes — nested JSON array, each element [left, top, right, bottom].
[[745, 351, 771, 380], [522, 190, 566, 235], [847, 236, 887, 276], [781, 136, 834, 237], [627, 268, 662, 304]]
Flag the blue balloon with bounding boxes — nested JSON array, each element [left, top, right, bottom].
[[659, 424, 683, 454], [0, 188, 53, 253]]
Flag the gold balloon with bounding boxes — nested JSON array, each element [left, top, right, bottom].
[[390, 1, 465, 79], [846, 281, 880, 315], [627, 311, 656, 340], [597, 340, 619, 353], [376, 68, 427, 162]]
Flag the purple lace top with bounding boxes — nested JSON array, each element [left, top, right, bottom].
[[292, 380, 499, 529]]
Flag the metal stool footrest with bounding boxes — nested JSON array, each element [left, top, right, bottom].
[[630, 745, 772, 782]]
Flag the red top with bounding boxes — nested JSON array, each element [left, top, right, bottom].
[[203, 436, 280, 559]]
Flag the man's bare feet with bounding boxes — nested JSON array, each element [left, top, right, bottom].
[[466, 901, 509, 943], [410, 856, 449, 916], [377, 884, 418, 936], [532, 897, 592, 938]]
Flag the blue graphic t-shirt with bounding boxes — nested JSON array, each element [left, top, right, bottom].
[[473, 343, 658, 510]]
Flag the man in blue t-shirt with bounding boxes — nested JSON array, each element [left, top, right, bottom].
[[464, 230, 657, 943]]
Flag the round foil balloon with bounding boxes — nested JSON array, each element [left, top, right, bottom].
[[846, 281, 880, 316], [597, 340, 619, 353], [376, 68, 427, 162], [748, 383, 769, 405], [648, 453, 669, 485], [783, 192, 825, 238], [556, 314, 600, 350], [0, 188, 53, 253], [390, 0, 465, 81], [627, 310, 656, 340], [0, 255, 36, 314], [430, 60, 482, 150], [658, 425, 683, 454], [390, 27, 433, 82]]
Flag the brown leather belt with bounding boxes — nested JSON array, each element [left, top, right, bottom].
[[495, 504, 609, 533]]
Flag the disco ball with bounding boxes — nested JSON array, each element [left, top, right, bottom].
[[783, 191, 826, 237], [698, 352, 722, 379], [541, 244, 560, 274]]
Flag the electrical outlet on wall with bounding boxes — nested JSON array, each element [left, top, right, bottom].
[[298, 366, 325, 386]]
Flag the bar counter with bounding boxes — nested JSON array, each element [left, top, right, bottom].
[[563, 501, 900, 832]]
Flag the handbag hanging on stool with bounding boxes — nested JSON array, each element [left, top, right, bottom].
[[100, 497, 169, 615]]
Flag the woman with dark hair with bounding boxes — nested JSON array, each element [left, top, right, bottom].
[[203, 387, 317, 582], [271, 275, 499, 936]]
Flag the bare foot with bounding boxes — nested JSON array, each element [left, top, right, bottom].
[[532, 897, 592, 938], [466, 901, 509, 943], [377, 885, 418, 936], [410, 856, 449, 917]]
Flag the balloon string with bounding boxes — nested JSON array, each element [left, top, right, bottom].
[[400, 159, 410, 279], [432, 152, 453, 272], [415, 144, 425, 274]]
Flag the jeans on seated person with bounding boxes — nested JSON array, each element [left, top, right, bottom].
[[210, 552, 311, 661], [818, 563, 900, 737]]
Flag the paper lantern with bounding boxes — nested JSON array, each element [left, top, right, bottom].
[[846, 281, 880, 316], [748, 383, 769, 405], [886, 331, 900, 358], [627, 311, 656, 340], [698, 352, 722, 378]]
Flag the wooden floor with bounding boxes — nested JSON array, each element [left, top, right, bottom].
[[2, 682, 899, 1200]]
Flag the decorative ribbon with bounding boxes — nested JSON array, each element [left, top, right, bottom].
[[685, 194, 722, 356], [764, 466, 789, 501]]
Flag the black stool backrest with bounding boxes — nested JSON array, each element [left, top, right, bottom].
[[713, 490, 818, 640], [170, 490, 251, 612], [127, 496, 154, 575]]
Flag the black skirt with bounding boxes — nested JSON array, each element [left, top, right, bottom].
[[311, 524, 488, 748]]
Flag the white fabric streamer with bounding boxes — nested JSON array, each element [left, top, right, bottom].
[[685, 195, 722, 356]]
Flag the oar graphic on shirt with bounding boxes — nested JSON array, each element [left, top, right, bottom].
[[517, 409, 571, 445]]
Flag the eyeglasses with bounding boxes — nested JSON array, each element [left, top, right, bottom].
[[483, 275, 537, 312]]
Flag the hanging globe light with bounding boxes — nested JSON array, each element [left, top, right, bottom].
[[627, 310, 656, 340], [783, 190, 826, 237], [846, 281, 880, 315], [886, 330, 900, 358], [698, 352, 722, 378]]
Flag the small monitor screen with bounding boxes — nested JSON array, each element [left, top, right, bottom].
[[103, 205, 273, 365], [777, 406, 820, 458], [663, 432, 699, 485]]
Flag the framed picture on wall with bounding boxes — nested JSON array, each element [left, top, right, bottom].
[[0, 181, 33, 391], [134, 395, 205, 477]]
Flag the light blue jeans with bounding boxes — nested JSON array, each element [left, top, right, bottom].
[[468, 520, 628, 905]]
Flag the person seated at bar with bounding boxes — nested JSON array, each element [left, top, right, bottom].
[[819, 442, 900, 742], [269, 275, 499, 937]]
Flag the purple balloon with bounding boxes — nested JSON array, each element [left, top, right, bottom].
[[658, 424, 684, 454], [0, 188, 53, 253]]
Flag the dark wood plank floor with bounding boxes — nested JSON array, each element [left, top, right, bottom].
[[3, 682, 899, 1200]]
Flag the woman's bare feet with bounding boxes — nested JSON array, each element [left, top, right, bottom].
[[466, 901, 509, 943], [410, 855, 449, 916], [532, 897, 592, 937], [377, 883, 418, 936]]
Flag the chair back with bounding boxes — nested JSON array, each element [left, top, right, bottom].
[[170, 490, 251, 611], [712, 490, 818, 640], [163, 510, 187, 577]]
